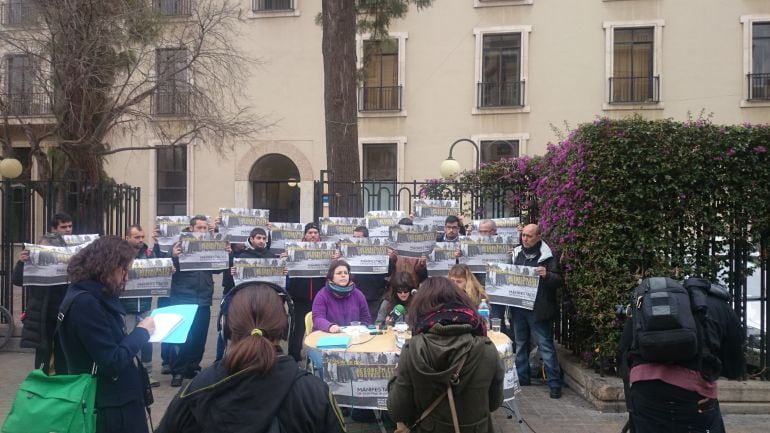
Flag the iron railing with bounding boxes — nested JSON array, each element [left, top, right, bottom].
[[0, 1, 37, 26], [253, 0, 294, 11], [477, 81, 525, 108], [358, 85, 402, 112], [609, 76, 660, 103], [155, 0, 192, 16], [151, 90, 190, 116], [0, 180, 140, 319], [748, 73, 770, 101], [0, 92, 53, 116]]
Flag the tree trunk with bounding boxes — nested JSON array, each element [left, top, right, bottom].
[[322, 0, 362, 217]]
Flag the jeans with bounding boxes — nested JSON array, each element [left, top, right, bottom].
[[630, 380, 724, 433], [171, 305, 211, 378], [510, 308, 561, 390]]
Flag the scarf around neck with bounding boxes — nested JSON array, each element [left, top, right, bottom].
[[414, 302, 486, 337]]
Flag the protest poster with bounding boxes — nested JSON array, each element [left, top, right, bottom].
[[123, 258, 174, 297], [495, 340, 521, 398], [285, 241, 337, 278], [319, 217, 367, 242], [389, 224, 435, 258], [472, 217, 521, 239], [61, 234, 99, 246], [426, 242, 463, 276], [22, 243, 84, 286], [338, 237, 389, 274], [156, 215, 191, 253], [412, 199, 460, 231], [365, 210, 406, 237], [485, 262, 540, 310], [321, 351, 399, 410], [219, 208, 269, 243], [177, 232, 229, 271], [269, 222, 305, 251], [460, 235, 517, 273], [233, 258, 287, 288]]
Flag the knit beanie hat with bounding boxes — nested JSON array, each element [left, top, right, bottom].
[[304, 222, 319, 235]]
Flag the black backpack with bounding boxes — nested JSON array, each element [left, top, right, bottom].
[[630, 277, 724, 381]]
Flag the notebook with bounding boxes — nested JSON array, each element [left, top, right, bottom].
[[316, 335, 352, 349], [149, 304, 198, 344]]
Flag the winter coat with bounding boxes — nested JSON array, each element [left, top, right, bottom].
[[14, 261, 67, 350], [170, 256, 222, 307], [287, 276, 325, 304], [156, 355, 345, 433], [58, 280, 149, 413], [223, 242, 276, 295], [511, 240, 563, 322], [311, 284, 371, 331], [387, 323, 504, 433]]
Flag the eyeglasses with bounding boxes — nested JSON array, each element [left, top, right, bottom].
[[396, 288, 411, 294]]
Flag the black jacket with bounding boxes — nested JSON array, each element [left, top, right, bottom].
[[14, 248, 67, 350], [58, 280, 150, 408], [157, 356, 345, 433], [223, 246, 277, 295], [512, 241, 563, 322]]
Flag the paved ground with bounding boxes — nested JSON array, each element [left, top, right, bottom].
[[2, 293, 769, 432]]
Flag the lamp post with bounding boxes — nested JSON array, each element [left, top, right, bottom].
[[0, 158, 23, 179], [0, 156, 22, 328], [439, 138, 480, 178]]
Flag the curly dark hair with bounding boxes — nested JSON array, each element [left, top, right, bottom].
[[67, 236, 135, 295], [386, 271, 417, 307]]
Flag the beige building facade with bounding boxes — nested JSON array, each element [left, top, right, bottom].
[[5, 0, 770, 228]]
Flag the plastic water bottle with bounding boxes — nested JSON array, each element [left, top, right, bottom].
[[478, 298, 490, 329]]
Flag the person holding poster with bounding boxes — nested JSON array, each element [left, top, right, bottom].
[[13, 212, 73, 372], [167, 215, 228, 387], [285, 222, 327, 361], [388, 217, 428, 286], [347, 225, 388, 322], [311, 260, 370, 333], [509, 224, 564, 399]]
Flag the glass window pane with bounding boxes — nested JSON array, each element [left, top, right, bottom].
[[755, 22, 770, 38], [363, 143, 397, 181], [481, 140, 519, 164], [156, 147, 187, 216]]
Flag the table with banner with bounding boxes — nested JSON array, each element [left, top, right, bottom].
[[304, 328, 526, 431]]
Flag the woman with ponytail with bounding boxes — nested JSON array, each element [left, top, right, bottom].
[[157, 283, 345, 433]]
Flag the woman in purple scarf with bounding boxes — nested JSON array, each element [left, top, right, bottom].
[[312, 260, 371, 332]]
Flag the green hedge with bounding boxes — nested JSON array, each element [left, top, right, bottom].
[[448, 116, 770, 370]]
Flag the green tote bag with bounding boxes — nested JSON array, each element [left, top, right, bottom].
[[2, 366, 97, 433]]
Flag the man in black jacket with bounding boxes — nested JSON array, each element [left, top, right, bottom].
[[508, 223, 564, 399], [618, 277, 745, 433], [13, 212, 73, 372]]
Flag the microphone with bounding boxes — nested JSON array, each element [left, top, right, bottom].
[[411, 289, 418, 296], [393, 304, 406, 318]]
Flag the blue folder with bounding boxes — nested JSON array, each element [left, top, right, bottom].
[[150, 304, 198, 344], [316, 335, 351, 349]]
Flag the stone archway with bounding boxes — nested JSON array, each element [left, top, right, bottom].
[[249, 154, 300, 222]]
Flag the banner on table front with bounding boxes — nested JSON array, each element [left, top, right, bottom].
[[285, 242, 337, 278], [485, 262, 539, 310], [178, 232, 229, 271], [61, 234, 99, 246], [269, 222, 305, 250], [412, 199, 460, 231], [319, 217, 367, 242], [471, 217, 521, 239], [366, 210, 406, 237], [426, 242, 463, 276], [338, 238, 389, 274], [460, 235, 517, 273], [22, 243, 87, 286], [123, 258, 173, 297], [219, 208, 269, 243], [233, 258, 287, 288], [156, 216, 192, 253], [321, 351, 399, 410], [389, 224, 435, 258]]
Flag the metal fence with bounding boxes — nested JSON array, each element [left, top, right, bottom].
[[0, 180, 140, 317]]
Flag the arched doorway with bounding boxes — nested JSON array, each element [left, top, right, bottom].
[[250, 154, 300, 222]]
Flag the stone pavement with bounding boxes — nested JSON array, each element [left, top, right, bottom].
[[2, 294, 769, 432]]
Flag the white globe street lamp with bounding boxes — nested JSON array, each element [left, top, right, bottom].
[[439, 139, 479, 178], [0, 158, 23, 179]]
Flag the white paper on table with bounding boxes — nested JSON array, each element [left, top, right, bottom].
[[148, 313, 184, 343]]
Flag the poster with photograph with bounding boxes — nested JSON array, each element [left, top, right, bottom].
[[22, 243, 85, 286], [496, 340, 521, 398], [412, 199, 460, 231], [471, 217, 522, 239], [285, 241, 337, 278], [319, 217, 367, 242], [177, 232, 229, 271], [233, 258, 287, 288], [218, 208, 269, 243], [320, 351, 399, 410], [338, 237, 389, 274], [156, 215, 192, 253], [460, 235, 516, 273], [269, 222, 305, 251], [123, 258, 174, 298], [388, 224, 435, 258], [426, 242, 463, 276], [366, 210, 406, 237], [61, 234, 99, 246], [485, 262, 540, 310]]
